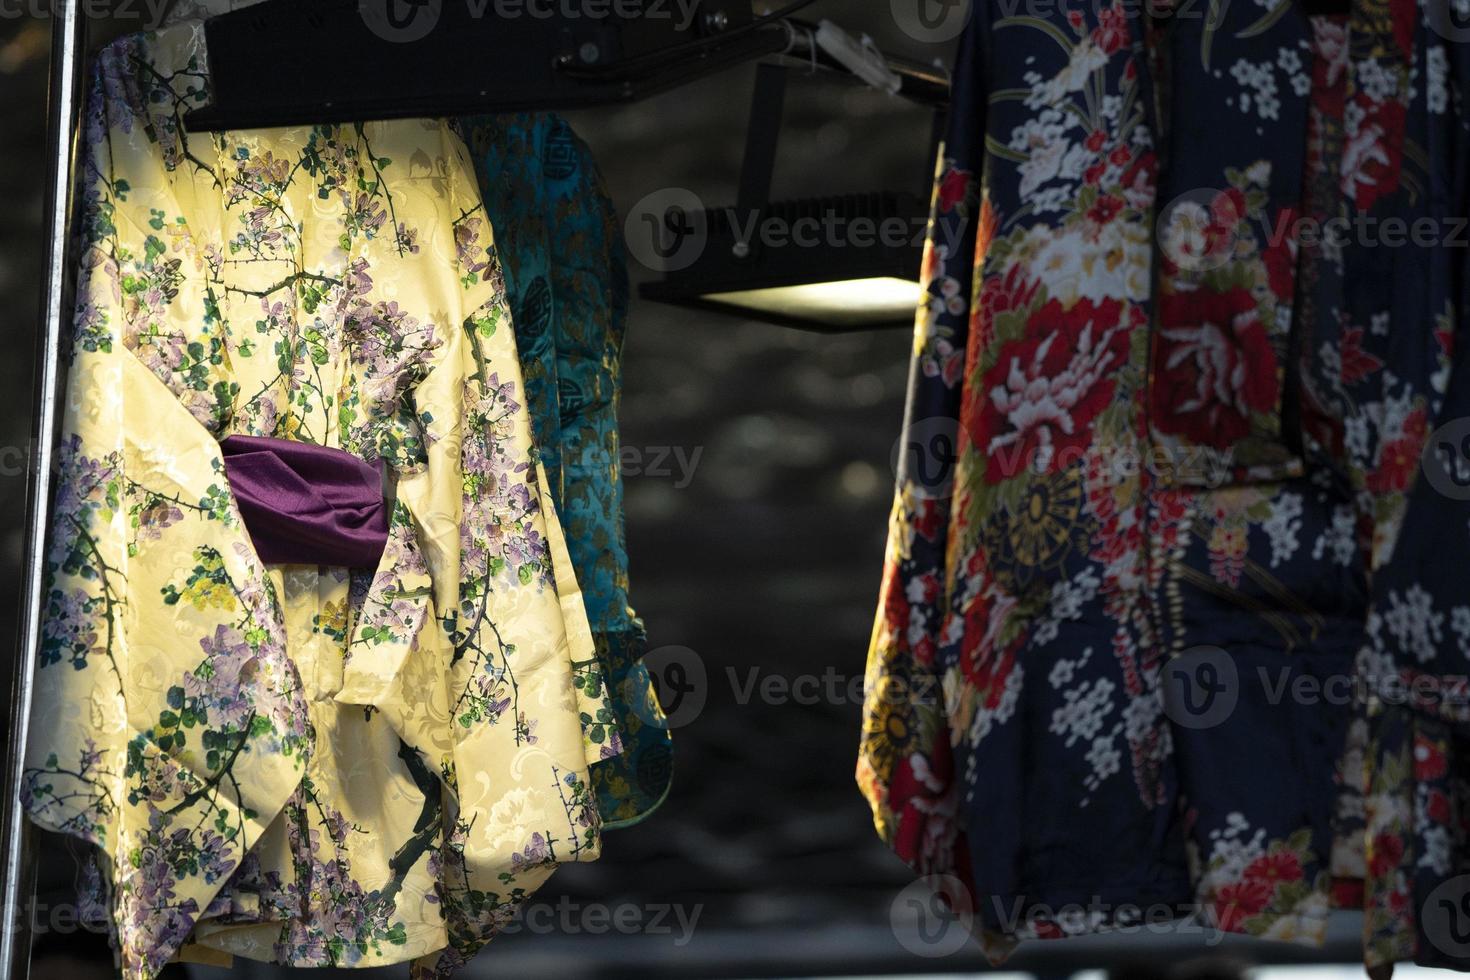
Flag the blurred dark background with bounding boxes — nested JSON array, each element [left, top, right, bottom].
[[0, 3, 1371, 979]]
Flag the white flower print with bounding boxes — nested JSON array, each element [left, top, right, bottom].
[[1450, 606, 1470, 649], [1264, 492, 1302, 567], [1032, 569, 1103, 648], [1050, 677, 1117, 747], [1383, 586, 1445, 662], [1048, 645, 1093, 689], [1428, 45, 1449, 115], [1230, 58, 1282, 120], [1311, 503, 1357, 567], [1086, 736, 1122, 783], [1419, 824, 1453, 876]]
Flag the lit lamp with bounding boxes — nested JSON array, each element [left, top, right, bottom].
[[638, 31, 946, 333], [639, 190, 927, 332]]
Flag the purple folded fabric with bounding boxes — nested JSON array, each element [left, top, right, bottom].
[[219, 435, 388, 569]]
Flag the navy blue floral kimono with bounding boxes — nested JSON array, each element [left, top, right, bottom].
[[860, 0, 1470, 969]]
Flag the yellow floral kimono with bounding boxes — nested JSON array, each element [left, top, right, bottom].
[[21, 16, 614, 979]]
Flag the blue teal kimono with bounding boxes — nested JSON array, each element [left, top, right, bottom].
[[461, 114, 672, 828]]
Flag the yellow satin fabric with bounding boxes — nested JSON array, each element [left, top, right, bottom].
[[23, 19, 611, 979]]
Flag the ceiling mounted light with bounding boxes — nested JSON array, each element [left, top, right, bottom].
[[637, 24, 947, 333]]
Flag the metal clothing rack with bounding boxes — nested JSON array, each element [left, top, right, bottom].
[[0, 2, 88, 978], [0, 3, 947, 977]]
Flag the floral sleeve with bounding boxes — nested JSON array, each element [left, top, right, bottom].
[[346, 129, 610, 979], [21, 34, 313, 977], [856, 1, 988, 884]]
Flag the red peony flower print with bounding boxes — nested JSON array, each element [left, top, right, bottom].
[[1215, 878, 1274, 932], [888, 731, 955, 868], [1244, 851, 1303, 885], [1214, 187, 1247, 225], [1338, 326, 1385, 385], [1121, 153, 1158, 212], [974, 263, 1041, 353], [909, 496, 945, 543], [1343, 97, 1405, 213], [1086, 194, 1126, 229], [1369, 831, 1405, 878], [1390, 0, 1416, 57], [937, 164, 972, 214], [1365, 406, 1427, 494], [971, 297, 1137, 483], [1093, 3, 1129, 54], [1428, 789, 1452, 825], [1152, 287, 1279, 448], [1414, 733, 1448, 781], [1262, 206, 1299, 303]]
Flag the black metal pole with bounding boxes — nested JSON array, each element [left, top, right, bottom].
[[1, 2, 87, 977]]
